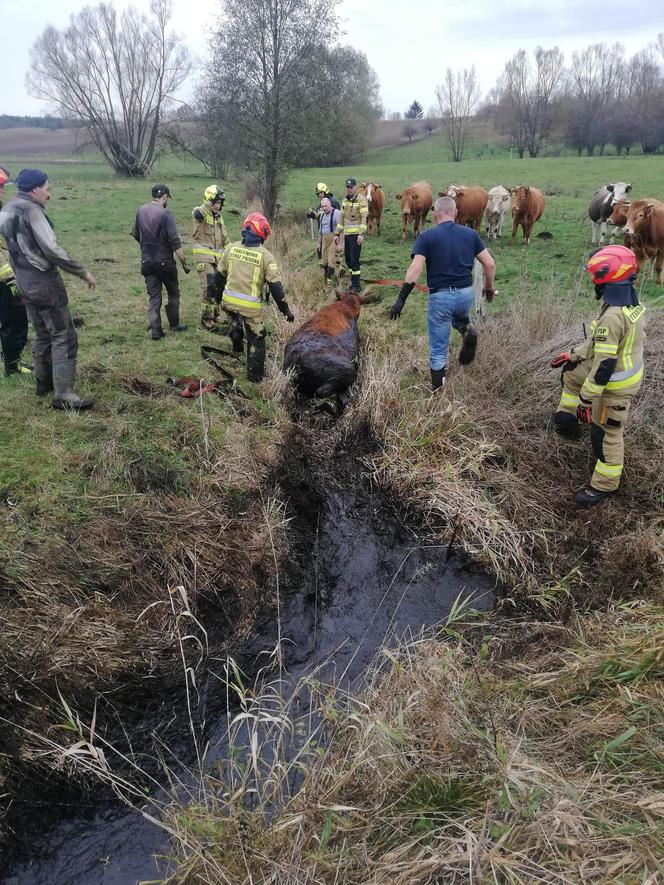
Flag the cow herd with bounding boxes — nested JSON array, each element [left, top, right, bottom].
[[353, 181, 548, 245]]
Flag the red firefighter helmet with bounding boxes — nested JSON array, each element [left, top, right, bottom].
[[586, 245, 637, 284], [242, 212, 271, 241]]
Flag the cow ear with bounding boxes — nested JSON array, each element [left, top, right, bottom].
[[358, 286, 380, 305], [626, 183, 633, 192], [646, 201, 657, 213], [606, 184, 614, 192], [395, 193, 402, 200], [437, 191, 445, 197], [334, 288, 342, 301]]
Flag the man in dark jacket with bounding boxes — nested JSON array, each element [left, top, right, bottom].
[[0, 168, 96, 410], [132, 184, 191, 340]]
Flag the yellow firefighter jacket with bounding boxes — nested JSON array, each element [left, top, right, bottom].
[[336, 194, 369, 236], [0, 234, 15, 285], [191, 203, 229, 265], [219, 241, 280, 315], [570, 303, 646, 403]]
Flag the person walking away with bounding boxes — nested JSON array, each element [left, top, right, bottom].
[[315, 183, 340, 211], [217, 213, 295, 382], [550, 244, 645, 507], [132, 184, 191, 340], [0, 166, 30, 377], [192, 184, 230, 329], [0, 168, 96, 410], [317, 197, 341, 286], [335, 178, 368, 292], [390, 196, 496, 390]]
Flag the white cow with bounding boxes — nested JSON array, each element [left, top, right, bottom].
[[484, 185, 511, 240]]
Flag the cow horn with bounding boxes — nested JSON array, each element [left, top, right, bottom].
[[395, 193, 403, 200]]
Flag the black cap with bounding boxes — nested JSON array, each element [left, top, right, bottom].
[[151, 184, 171, 198], [345, 178, 356, 187]]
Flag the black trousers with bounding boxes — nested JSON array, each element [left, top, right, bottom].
[[142, 261, 181, 332], [344, 234, 362, 289], [0, 282, 28, 371]]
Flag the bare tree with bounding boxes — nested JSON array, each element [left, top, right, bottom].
[[208, 0, 338, 219], [27, 0, 191, 177], [569, 43, 624, 155], [494, 47, 565, 158], [402, 124, 418, 142], [436, 67, 480, 162], [625, 48, 664, 153]]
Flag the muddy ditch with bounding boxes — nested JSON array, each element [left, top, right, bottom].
[[3, 419, 497, 885]]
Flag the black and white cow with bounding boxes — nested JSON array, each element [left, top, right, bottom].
[[588, 182, 632, 245]]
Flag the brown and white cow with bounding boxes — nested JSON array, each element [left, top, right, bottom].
[[620, 198, 664, 285], [394, 181, 433, 240], [283, 288, 379, 406], [439, 185, 488, 231], [511, 186, 545, 245], [358, 182, 385, 235], [588, 182, 633, 245], [484, 186, 511, 240]]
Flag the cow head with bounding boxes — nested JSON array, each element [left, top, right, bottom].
[[333, 287, 379, 314], [607, 181, 633, 205], [608, 198, 630, 228], [359, 182, 374, 202], [397, 189, 417, 214], [623, 199, 658, 235], [512, 186, 529, 214]]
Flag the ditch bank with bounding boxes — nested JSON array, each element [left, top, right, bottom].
[[3, 417, 496, 885]]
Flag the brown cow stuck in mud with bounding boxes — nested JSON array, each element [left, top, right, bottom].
[[283, 288, 379, 408]]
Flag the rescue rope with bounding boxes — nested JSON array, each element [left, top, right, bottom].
[[362, 278, 428, 293]]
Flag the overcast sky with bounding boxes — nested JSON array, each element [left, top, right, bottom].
[[2, 0, 660, 118]]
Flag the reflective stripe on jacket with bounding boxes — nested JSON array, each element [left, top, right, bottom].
[[191, 203, 229, 263], [577, 303, 646, 401], [336, 195, 369, 236], [219, 242, 280, 314]]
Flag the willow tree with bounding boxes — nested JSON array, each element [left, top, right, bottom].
[[27, 0, 191, 176]]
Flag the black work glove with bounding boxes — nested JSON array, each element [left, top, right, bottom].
[[277, 299, 294, 322], [390, 282, 415, 320], [286, 309, 295, 323]]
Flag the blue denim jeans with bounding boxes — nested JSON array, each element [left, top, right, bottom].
[[427, 286, 474, 370]]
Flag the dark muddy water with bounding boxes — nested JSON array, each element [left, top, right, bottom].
[[4, 487, 495, 885]]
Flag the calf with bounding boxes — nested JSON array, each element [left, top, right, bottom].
[[621, 198, 664, 285], [439, 184, 488, 231], [484, 185, 511, 240], [358, 182, 385, 235], [511, 186, 545, 245], [395, 181, 433, 240], [588, 182, 632, 245], [283, 288, 378, 405]]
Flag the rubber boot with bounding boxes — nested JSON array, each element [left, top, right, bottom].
[[230, 327, 245, 354], [51, 359, 93, 411], [246, 332, 266, 383], [458, 324, 478, 365], [35, 360, 54, 396], [553, 410, 581, 440], [350, 275, 361, 293], [575, 486, 616, 507], [431, 367, 447, 391]]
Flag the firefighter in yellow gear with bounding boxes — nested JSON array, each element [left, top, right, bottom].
[[551, 245, 646, 506], [192, 185, 230, 329], [335, 178, 368, 292], [217, 212, 294, 382], [0, 165, 29, 377]]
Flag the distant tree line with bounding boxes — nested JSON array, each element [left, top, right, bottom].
[[0, 114, 67, 130], [486, 36, 664, 158]]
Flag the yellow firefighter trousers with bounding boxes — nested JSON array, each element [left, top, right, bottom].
[[319, 233, 341, 271], [557, 361, 632, 492]]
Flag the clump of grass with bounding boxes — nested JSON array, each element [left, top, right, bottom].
[[165, 602, 664, 884]]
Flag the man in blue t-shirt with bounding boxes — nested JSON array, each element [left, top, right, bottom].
[[390, 195, 496, 390]]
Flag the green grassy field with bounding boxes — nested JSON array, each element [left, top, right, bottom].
[[1, 138, 663, 874]]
